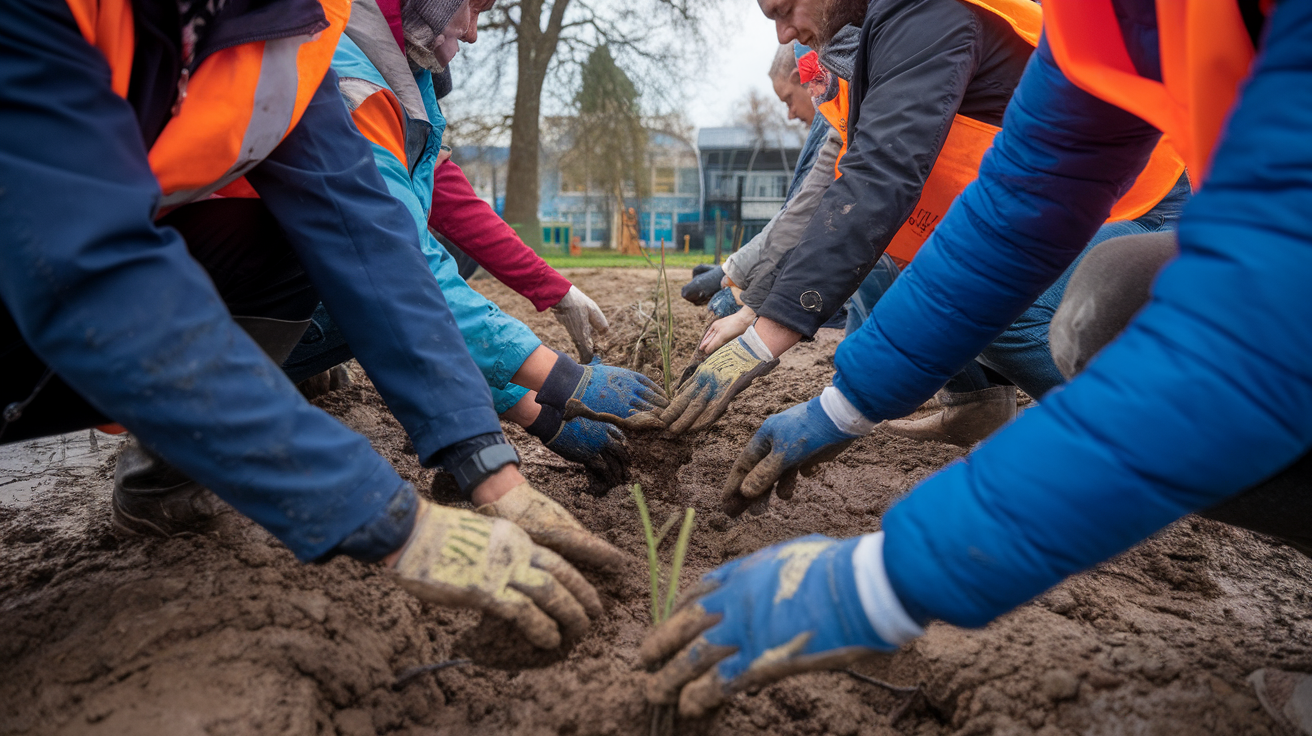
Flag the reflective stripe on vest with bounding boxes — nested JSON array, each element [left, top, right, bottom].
[[339, 78, 410, 171], [1043, 0, 1256, 185], [65, 0, 351, 208], [821, 0, 1187, 264]]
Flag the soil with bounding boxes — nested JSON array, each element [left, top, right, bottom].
[[3, 267, 1312, 736]]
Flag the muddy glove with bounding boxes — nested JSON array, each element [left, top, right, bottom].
[[721, 392, 865, 517], [640, 533, 921, 718], [392, 499, 603, 649], [551, 286, 610, 363], [476, 481, 627, 571], [537, 352, 669, 430], [660, 327, 779, 435], [525, 403, 630, 488]]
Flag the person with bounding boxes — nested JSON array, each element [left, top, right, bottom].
[[278, 0, 658, 486], [641, 0, 1312, 728], [658, 0, 1186, 438], [0, 0, 648, 650], [688, 43, 844, 355]]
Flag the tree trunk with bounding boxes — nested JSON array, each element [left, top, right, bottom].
[[502, 0, 571, 251]]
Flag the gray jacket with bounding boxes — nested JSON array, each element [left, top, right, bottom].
[[726, 127, 843, 310]]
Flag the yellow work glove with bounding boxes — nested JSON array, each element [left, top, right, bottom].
[[660, 332, 779, 435], [476, 482, 627, 571], [392, 500, 603, 649]]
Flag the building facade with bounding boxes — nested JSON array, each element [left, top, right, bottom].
[[697, 126, 805, 253]]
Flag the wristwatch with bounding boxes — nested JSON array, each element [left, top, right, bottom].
[[451, 443, 520, 493]]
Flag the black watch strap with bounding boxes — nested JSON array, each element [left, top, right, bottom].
[[451, 443, 520, 493]]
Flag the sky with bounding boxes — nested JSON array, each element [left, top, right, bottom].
[[686, 0, 785, 129]]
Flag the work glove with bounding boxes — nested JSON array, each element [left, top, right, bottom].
[[538, 353, 669, 430], [392, 499, 603, 649], [640, 534, 921, 718], [660, 331, 778, 435], [476, 481, 627, 571], [525, 402, 630, 488], [721, 397, 859, 517], [551, 286, 610, 363]]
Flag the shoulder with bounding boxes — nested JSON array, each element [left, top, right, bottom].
[[331, 34, 389, 90]]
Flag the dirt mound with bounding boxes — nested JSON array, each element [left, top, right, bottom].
[[3, 267, 1311, 735]]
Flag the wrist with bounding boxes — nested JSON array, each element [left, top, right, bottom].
[[469, 465, 526, 506], [819, 386, 876, 436], [753, 317, 803, 357], [523, 401, 565, 442], [852, 533, 925, 646], [740, 325, 775, 361], [536, 350, 585, 411], [510, 345, 559, 391], [437, 433, 519, 497]]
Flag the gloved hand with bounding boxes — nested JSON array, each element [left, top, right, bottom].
[[640, 534, 919, 718], [525, 401, 630, 487], [721, 397, 859, 517], [660, 333, 778, 435], [476, 481, 627, 571], [392, 499, 603, 649], [537, 353, 669, 430], [551, 285, 610, 363]]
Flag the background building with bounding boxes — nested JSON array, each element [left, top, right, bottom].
[[452, 124, 805, 254], [697, 126, 806, 253]]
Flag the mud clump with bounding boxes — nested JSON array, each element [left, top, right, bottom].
[[2, 268, 1311, 735]]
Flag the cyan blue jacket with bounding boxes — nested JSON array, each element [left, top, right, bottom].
[[834, 1, 1312, 627], [0, 0, 501, 561], [330, 10, 541, 414]]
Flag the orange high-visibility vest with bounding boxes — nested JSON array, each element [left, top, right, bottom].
[[1044, 0, 1257, 186], [816, 78, 850, 177], [820, 0, 1187, 264], [65, 0, 350, 208]]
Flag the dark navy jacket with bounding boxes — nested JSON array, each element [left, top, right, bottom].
[[833, 1, 1312, 626], [0, 0, 500, 560]]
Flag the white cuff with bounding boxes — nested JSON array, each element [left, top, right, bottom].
[[741, 325, 774, 361], [852, 533, 924, 646], [820, 386, 876, 436]]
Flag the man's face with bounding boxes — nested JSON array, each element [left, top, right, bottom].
[[757, 0, 826, 47], [772, 73, 816, 126]]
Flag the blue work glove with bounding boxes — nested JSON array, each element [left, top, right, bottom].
[[720, 397, 858, 517], [640, 534, 918, 718], [537, 352, 668, 429], [525, 403, 630, 489], [660, 333, 779, 435], [707, 286, 742, 318]]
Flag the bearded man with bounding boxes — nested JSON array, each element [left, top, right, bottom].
[[659, 0, 1188, 445]]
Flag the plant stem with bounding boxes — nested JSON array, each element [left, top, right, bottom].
[[663, 508, 696, 620], [630, 483, 662, 623]]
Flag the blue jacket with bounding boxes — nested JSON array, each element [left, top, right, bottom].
[[330, 11, 541, 414], [0, 0, 501, 561], [835, 2, 1312, 627]]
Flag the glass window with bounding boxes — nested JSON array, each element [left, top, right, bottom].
[[653, 167, 676, 194], [678, 168, 700, 195]]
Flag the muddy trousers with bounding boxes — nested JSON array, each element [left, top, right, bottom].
[[0, 199, 318, 443], [1051, 230, 1312, 556]]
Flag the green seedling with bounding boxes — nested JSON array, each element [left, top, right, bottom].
[[630, 482, 694, 624], [639, 241, 676, 396], [631, 482, 696, 736]]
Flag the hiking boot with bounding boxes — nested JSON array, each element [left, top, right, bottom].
[[1250, 669, 1312, 735], [111, 315, 309, 537], [112, 438, 226, 536], [298, 364, 352, 400], [882, 385, 1017, 448]]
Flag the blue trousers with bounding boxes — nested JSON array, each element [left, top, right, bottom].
[[844, 175, 1192, 399]]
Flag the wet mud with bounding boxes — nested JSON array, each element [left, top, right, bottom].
[[2, 268, 1311, 735]]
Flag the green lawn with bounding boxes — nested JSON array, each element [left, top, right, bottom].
[[539, 250, 718, 269]]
